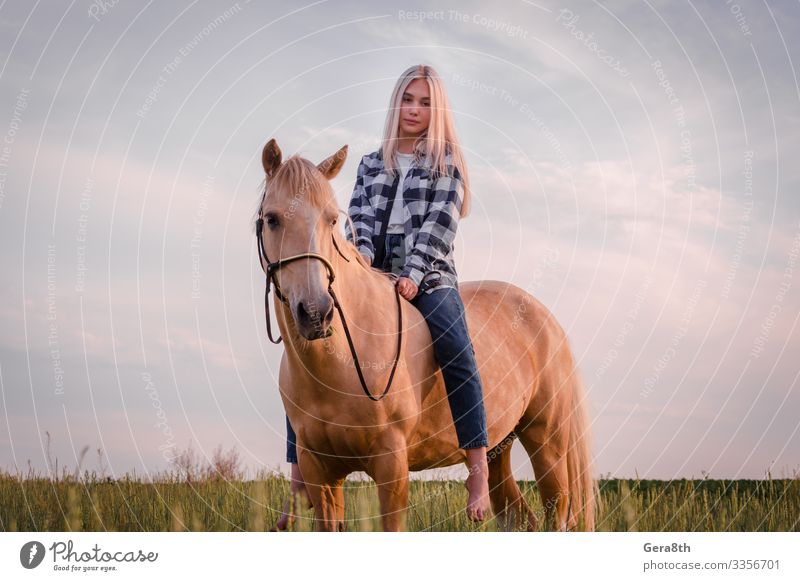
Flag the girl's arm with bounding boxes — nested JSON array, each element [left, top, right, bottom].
[[399, 164, 464, 286], [344, 155, 376, 264]]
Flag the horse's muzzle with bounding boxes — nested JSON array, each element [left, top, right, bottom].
[[294, 296, 335, 340]]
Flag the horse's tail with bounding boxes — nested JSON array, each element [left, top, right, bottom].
[[566, 370, 599, 531]]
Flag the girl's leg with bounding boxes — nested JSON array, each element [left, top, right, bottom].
[[274, 417, 312, 530], [286, 414, 297, 464], [410, 287, 489, 448], [410, 286, 491, 521]]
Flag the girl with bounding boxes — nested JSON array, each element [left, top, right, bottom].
[[276, 64, 490, 529]]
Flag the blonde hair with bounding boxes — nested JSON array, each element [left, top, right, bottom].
[[380, 64, 472, 218]]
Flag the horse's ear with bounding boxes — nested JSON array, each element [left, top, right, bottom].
[[317, 144, 348, 180], [262, 138, 282, 176]]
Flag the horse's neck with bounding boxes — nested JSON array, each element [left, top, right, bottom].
[[279, 255, 401, 381]]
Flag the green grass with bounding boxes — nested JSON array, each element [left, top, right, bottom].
[[3, 443, 796, 531], [1, 471, 798, 532]]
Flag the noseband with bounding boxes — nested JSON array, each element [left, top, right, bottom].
[[255, 215, 403, 401]]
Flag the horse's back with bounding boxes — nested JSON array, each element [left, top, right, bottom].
[[459, 280, 562, 345], [456, 280, 565, 444]]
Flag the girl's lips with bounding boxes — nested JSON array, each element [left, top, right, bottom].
[[405, 119, 420, 125]]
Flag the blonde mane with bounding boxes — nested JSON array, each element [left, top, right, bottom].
[[254, 154, 391, 279]]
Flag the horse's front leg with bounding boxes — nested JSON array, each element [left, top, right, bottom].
[[298, 450, 346, 532], [367, 440, 410, 532]]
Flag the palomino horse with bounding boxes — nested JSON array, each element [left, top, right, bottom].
[[255, 138, 597, 531]]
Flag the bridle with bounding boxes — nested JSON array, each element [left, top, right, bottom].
[[255, 213, 403, 401]]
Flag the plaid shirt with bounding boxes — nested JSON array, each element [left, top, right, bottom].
[[344, 147, 465, 294]]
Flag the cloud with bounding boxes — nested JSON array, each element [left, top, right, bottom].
[[1, 0, 798, 479]]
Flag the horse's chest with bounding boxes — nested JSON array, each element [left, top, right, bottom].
[[300, 417, 373, 458], [297, 401, 411, 460]]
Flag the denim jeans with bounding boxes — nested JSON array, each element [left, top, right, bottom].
[[285, 234, 489, 462]]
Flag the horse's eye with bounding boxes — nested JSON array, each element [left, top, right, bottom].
[[331, 217, 338, 226], [265, 214, 279, 229]]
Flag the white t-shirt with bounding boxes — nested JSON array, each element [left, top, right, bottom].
[[386, 151, 414, 234]]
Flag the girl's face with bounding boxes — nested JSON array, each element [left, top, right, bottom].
[[398, 78, 431, 137]]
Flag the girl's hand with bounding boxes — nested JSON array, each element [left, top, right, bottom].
[[396, 277, 418, 301]]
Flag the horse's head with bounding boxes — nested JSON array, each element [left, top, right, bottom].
[[256, 138, 349, 341]]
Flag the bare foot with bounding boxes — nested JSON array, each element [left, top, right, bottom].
[[465, 448, 491, 522], [271, 463, 312, 531]]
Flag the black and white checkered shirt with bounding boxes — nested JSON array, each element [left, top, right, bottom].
[[344, 147, 464, 294]]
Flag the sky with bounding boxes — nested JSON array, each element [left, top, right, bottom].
[[0, 0, 798, 481]]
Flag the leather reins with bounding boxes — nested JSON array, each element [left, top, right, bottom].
[[255, 215, 403, 401]]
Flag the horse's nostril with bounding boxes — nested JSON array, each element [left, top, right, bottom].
[[295, 297, 334, 338], [297, 299, 328, 322], [296, 301, 312, 327]]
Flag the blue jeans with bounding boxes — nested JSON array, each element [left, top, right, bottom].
[[285, 234, 489, 462]]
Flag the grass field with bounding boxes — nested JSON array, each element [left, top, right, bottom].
[[2, 466, 798, 532]]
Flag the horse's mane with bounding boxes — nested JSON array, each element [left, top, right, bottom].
[[252, 155, 327, 230], [253, 154, 394, 280]]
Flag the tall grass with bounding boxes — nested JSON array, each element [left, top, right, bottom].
[[2, 446, 797, 532]]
